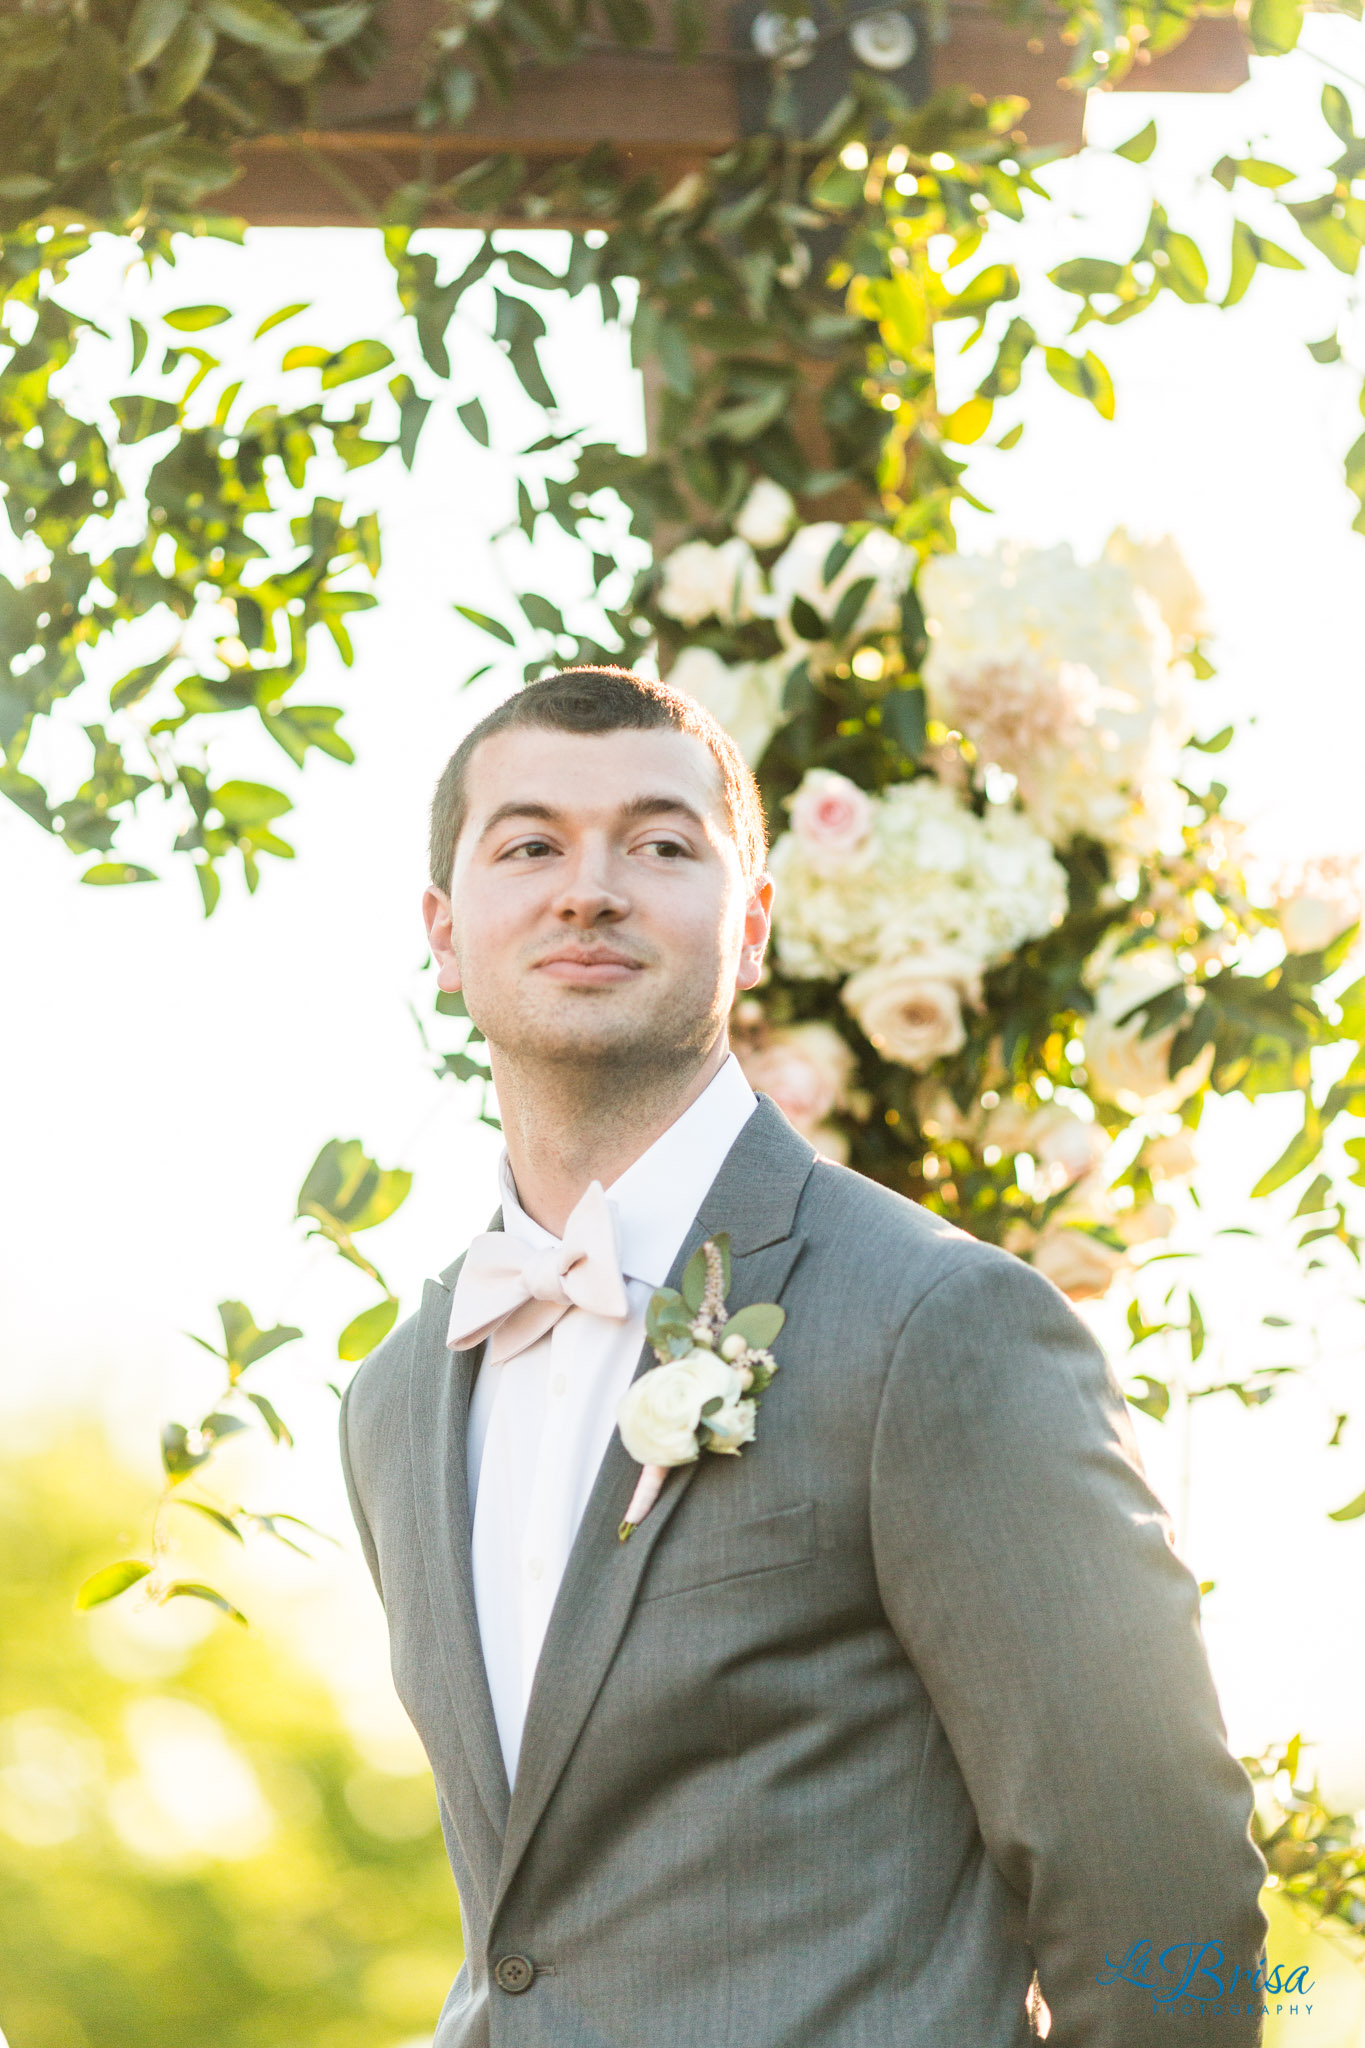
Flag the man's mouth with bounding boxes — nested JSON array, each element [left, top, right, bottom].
[[533, 946, 646, 985]]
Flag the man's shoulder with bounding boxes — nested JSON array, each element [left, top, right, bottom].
[[792, 1156, 1058, 1324]]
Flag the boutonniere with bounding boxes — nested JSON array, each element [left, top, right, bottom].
[[616, 1233, 785, 1541]]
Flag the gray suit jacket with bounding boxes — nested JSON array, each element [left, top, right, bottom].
[[339, 1098, 1268, 2048]]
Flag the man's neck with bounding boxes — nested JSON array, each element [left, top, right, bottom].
[[493, 1034, 731, 1236]]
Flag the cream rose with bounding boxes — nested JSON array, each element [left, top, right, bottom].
[[657, 536, 762, 627], [1104, 527, 1207, 647], [618, 1349, 744, 1467], [787, 768, 874, 858], [1141, 1129, 1198, 1183], [1027, 1104, 1109, 1194], [669, 645, 785, 766], [1116, 1201, 1177, 1248], [1031, 1227, 1128, 1302], [843, 950, 982, 1071], [1084, 949, 1212, 1114], [740, 1020, 856, 1130], [771, 521, 911, 644], [1272, 858, 1363, 955], [702, 1396, 758, 1454], [734, 478, 797, 549]]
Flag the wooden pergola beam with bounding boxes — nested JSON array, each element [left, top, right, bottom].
[[227, 0, 1248, 227]]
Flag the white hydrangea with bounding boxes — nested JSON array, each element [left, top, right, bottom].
[[770, 522, 912, 649], [657, 536, 764, 628], [919, 541, 1195, 857], [734, 478, 797, 549], [768, 774, 1067, 986], [668, 645, 788, 767]]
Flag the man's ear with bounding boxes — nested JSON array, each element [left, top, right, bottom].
[[736, 874, 774, 991], [422, 885, 462, 992]]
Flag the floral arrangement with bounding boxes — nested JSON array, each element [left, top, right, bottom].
[[649, 497, 1364, 1307], [616, 1235, 785, 1538]]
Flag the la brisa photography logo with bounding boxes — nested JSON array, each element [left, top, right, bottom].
[[1098, 1938, 1316, 2021]]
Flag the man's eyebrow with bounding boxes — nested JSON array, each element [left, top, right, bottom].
[[476, 792, 710, 841]]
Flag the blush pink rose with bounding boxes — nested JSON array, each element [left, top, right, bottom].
[[740, 1022, 856, 1130], [786, 769, 873, 857]]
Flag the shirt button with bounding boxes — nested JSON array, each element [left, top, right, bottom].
[[494, 1953, 535, 1995], [551, 1372, 566, 1398], [526, 1557, 544, 1581]]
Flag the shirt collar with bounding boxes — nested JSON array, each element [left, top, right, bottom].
[[497, 1054, 758, 1287]]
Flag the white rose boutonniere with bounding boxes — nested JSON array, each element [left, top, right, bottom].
[[616, 1233, 784, 1540]]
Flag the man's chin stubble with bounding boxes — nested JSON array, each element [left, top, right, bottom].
[[507, 988, 722, 1072]]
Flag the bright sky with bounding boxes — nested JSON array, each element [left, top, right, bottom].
[[3, 15, 1365, 1893]]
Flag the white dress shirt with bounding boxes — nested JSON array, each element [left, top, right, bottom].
[[465, 1054, 758, 1785]]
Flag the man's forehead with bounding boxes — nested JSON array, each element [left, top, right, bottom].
[[465, 723, 725, 817]]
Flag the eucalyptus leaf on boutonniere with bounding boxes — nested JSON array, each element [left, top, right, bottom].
[[616, 1233, 785, 1540]]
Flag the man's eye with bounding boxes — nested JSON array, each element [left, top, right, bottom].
[[505, 838, 555, 859], [643, 838, 689, 858]]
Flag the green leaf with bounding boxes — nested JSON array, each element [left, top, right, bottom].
[[162, 1581, 248, 1624], [261, 704, 353, 768], [455, 604, 516, 645], [254, 301, 310, 338], [681, 1245, 709, 1312], [212, 781, 292, 830], [161, 1422, 210, 1481], [173, 1499, 244, 1542], [212, 1300, 302, 1375], [1049, 258, 1125, 298], [880, 685, 927, 758], [1114, 120, 1156, 163], [338, 1296, 399, 1362], [1328, 1486, 1365, 1522], [126, 0, 188, 70], [320, 340, 395, 389], [1323, 82, 1355, 142], [298, 1138, 412, 1234], [282, 344, 332, 371], [1044, 347, 1115, 420], [1248, 0, 1302, 55], [790, 595, 827, 642], [148, 12, 215, 107], [245, 1390, 293, 1445], [81, 862, 157, 885], [1289, 196, 1362, 275], [75, 1560, 151, 1610], [720, 1302, 785, 1350], [165, 303, 230, 331], [201, 0, 313, 50], [112, 394, 179, 443], [829, 576, 875, 643], [1309, 333, 1342, 363], [1126, 1375, 1170, 1421], [1252, 1110, 1322, 1197], [457, 397, 490, 446], [1189, 725, 1233, 754], [521, 591, 566, 634]]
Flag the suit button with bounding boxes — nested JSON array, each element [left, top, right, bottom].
[[494, 1953, 535, 1994]]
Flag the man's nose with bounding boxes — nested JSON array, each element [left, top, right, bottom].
[[550, 842, 629, 924]]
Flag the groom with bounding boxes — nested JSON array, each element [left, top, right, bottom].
[[340, 665, 1268, 2047]]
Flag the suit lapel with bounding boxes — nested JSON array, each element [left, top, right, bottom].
[[408, 1271, 511, 1844], [492, 1099, 816, 1916]]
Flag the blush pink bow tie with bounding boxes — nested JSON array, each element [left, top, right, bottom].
[[446, 1178, 630, 1366]]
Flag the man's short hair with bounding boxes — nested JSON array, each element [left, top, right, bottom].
[[429, 666, 768, 891]]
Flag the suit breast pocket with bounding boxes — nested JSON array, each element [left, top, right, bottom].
[[639, 1500, 818, 1602]]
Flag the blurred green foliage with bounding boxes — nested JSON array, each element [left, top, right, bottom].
[[0, 1432, 460, 2048]]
